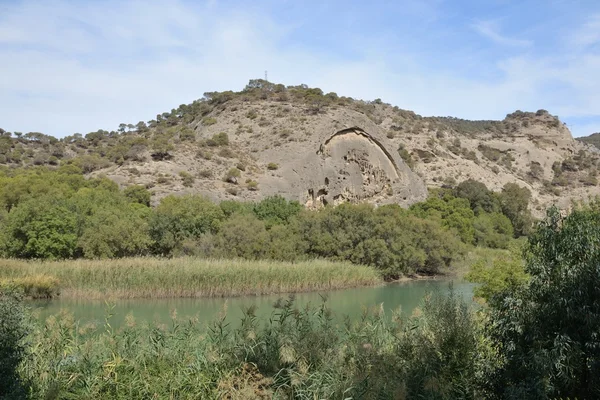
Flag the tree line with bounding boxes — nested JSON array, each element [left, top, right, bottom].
[[0, 166, 532, 278]]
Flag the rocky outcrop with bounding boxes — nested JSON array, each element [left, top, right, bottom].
[[79, 94, 600, 214], [261, 127, 426, 208]]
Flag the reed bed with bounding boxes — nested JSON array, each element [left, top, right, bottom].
[[0, 257, 382, 299]]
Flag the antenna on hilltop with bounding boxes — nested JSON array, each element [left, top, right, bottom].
[[265, 70, 268, 82]]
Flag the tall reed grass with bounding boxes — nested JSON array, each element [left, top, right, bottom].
[[15, 290, 480, 399], [0, 258, 382, 299], [0, 275, 60, 299]]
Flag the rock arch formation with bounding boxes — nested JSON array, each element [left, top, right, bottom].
[[305, 127, 417, 207]]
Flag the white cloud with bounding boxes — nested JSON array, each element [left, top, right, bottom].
[[472, 20, 533, 47], [569, 13, 600, 50], [0, 0, 600, 139]]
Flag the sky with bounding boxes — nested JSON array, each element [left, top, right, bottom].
[[1, 0, 600, 138]]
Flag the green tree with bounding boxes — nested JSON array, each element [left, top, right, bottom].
[[78, 204, 151, 258], [123, 185, 151, 206], [498, 183, 533, 237], [150, 195, 225, 255], [473, 212, 514, 249], [219, 200, 254, 218], [207, 213, 269, 259], [253, 195, 302, 228], [297, 203, 464, 277], [453, 179, 500, 214], [410, 190, 476, 244], [483, 208, 600, 399], [3, 198, 77, 259], [466, 246, 528, 301]]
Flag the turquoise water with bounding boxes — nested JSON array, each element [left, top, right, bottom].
[[30, 280, 475, 329]]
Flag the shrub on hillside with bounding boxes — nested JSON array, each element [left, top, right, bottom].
[[224, 168, 241, 183], [206, 132, 229, 146], [179, 171, 195, 187]]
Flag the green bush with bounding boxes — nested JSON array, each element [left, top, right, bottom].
[[202, 214, 270, 259], [398, 144, 415, 168], [206, 132, 229, 146], [466, 247, 528, 302], [198, 169, 213, 178], [149, 194, 225, 256], [297, 203, 465, 277], [223, 168, 241, 183], [473, 212, 514, 249], [3, 198, 78, 259], [0, 288, 29, 399], [453, 179, 500, 214], [201, 116, 217, 126], [247, 180, 258, 191], [123, 185, 151, 206], [219, 200, 254, 217], [266, 162, 279, 170], [253, 195, 302, 227], [179, 171, 195, 187], [482, 207, 600, 399], [218, 148, 235, 158], [78, 205, 151, 258], [410, 190, 476, 244], [0, 275, 60, 299], [498, 183, 533, 237]]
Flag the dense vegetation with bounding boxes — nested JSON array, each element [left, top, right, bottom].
[[0, 167, 532, 284], [3, 204, 600, 398], [0, 258, 380, 299]]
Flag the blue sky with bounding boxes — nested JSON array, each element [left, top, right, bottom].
[[1, 0, 600, 137]]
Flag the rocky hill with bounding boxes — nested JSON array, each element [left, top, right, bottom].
[[1, 80, 599, 215], [577, 132, 600, 150]]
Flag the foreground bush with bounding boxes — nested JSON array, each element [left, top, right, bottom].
[[481, 207, 600, 399], [19, 289, 479, 399], [0, 288, 29, 399]]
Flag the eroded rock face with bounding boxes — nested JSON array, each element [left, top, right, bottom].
[[261, 127, 427, 208]]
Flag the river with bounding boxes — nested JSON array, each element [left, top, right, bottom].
[[30, 280, 475, 329]]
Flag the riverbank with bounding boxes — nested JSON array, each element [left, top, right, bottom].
[[0, 258, 383, 299]]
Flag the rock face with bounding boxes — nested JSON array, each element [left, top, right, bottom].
[[260, 127, 426, 208], [9, 83, 600, 214]]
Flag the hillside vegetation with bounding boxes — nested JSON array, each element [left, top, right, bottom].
[[0, 80, 599, 213], [0, 166, 534, 288], [577, 131, 600, 149]]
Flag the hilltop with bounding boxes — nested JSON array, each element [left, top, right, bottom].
[[1, 79, 599, 214], [577, 132, 600, 150]]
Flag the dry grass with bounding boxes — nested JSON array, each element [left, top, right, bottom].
[[0, 258, 382, 299], [0, 274, 60, 299]]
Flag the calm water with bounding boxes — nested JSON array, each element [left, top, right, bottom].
[[30, 280, 475, 329]]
